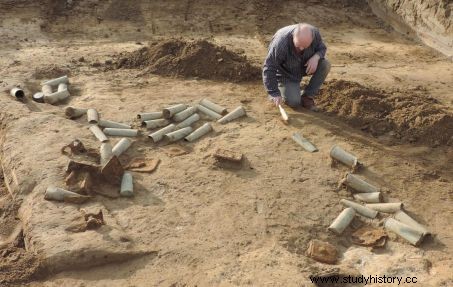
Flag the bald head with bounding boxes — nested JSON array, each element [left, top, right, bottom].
[[293, 23, 315, 51]]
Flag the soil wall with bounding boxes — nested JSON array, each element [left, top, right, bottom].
[[368, 0, 453, 57]]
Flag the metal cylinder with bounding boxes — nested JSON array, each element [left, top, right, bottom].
[[98, 119, 131, 129], [100, 142, 113, 166], [163, 104, 187, 119], [42, 84, 53, 95], [142, 119, 170, 129], [89, 125, 109, 143], [342, 173, 380, 193], [330, 145, 359, 169], [58, 83, 68, 92], [365, 202, 403, 213], [218, 106, 246, 124], [163, 127, 193, 142], [65, 107, 88, 119], [41, 75, 69, 86], [44, 89, 70, 104], [328, 207, 355, 235], [340, 199, 378, 218], [185, 123, 213, 142], [199, 98, 228, 115], [137, 112, 163, 121], [87, 109, 99, 124], [352, 192, 381, 203], [173, 106, 197, 122], [394, 211, 430, 236], [384, 218, 424, 246], [176, 113, 200, 129], [148, 124, 176, 143], [44, 186, 89, 202], [103, 128, 138, 137], [196, 104, 222, 119], [32, 92, 44, 103], [120, 172, 134, 197], [292, 133, 318, 152], [10, 87, 25, 99], [112, 138, 132, 157]]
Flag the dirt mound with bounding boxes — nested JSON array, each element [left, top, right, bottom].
[[32, 65, 70, 80], [317, 80, 453, 146], [112, 39, 261, 82]]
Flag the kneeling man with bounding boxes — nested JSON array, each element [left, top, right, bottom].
[[263, 23, 331, 111]]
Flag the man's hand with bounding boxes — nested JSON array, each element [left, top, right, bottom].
[[305, 53, 320, 75], [272, 96, 283, 107]]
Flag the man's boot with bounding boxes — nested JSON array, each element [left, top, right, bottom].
[[302, 96, 319, 112]]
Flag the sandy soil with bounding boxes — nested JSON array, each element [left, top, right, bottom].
[[0, 0, 452, 286]]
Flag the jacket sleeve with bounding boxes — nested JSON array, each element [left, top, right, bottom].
[[262, 41, 284, 97], [314, 29, 327, 59]]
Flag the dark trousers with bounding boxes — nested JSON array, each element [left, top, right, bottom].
[[277, 58, 331, 107]]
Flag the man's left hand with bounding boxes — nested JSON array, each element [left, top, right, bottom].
[[305, 53, 320, 75]]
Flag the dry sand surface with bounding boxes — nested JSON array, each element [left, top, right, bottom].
[[0, 0, 452, 286]]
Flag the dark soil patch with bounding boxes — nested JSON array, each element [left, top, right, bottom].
[[317, 79, 453, 146], [111, 39, 261, 82]]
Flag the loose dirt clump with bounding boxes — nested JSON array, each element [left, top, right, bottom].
[[0, 246, 41, 285], [317, 79, 453, 146], [112, 39, 261, 82]]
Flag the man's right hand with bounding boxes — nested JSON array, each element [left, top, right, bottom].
[[272, 96, 283, 107]]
